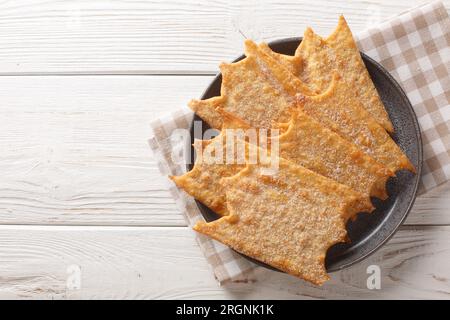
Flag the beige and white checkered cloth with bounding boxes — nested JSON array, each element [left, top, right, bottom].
[[149, 0, 450, 284]]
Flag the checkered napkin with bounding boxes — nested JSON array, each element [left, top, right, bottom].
[[357, 0, 450, 192], [149, 0, 450, 284]]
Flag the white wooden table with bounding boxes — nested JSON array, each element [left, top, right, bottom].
[[0, 0, 449, 300]]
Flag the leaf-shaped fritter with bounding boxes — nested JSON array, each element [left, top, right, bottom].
[[170, 119, 276, 215], [188, 41, 316, 130], [296, 77, 415, 173], [194, 158, 368, 285], [244, 40, 414, 173], [259, 16, 393, 132]]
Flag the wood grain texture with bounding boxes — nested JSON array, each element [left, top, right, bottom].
[[0, 226, 448, 299], [0, 75, 448, 226], [0, 0, 447, 74], [0, 75, 211, 226]]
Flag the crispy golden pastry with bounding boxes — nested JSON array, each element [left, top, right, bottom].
[[194, 158, 368, 285], [211, 40, 415, 172], [170, 119, 276, 215], [218, 107, 391, 203], [298, 16, 393, 132], [259, 17, 393, 132], [243, 40, 315, 99], [296, 77, 415, 173], [170, 136, 242, 215], [177, 19, 415, 287], [257, 45, 303, 76], [272, 109, 394, 200], [188, 41, 316, 130], [189, 96, 225, 130], [243, 40, 414, 173]]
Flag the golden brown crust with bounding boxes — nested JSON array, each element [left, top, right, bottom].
[[188, 40, 316, 130], [296, 75, 415, 173], [235, 40, 413, 173], [219, 56, 297, 129], [194, 158, 368, 285], [258, 42, 303, 76], [190, 17, 393, 133], [217, 107, 390, 204], [272, 109, 394, 201], [216, 108, 252, 130], [170, 134, 244, 216], [188, 96, 225, 129], [244, 40, 317, 97], [170, 130, 275, 216], [294, 16, 394, 132], [178, 101, 396, 217], [188, 56, 295, 129], [182, 20, 416, 286]]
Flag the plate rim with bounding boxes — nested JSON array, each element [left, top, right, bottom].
[[187, 37, 423, 273]]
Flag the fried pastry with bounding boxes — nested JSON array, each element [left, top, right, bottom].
[[272, 109, 394, 200], [259, 17, 393, 132], [194, 158, 368, 285], [170, 121, 276, 215], [244, 40, 414, 173], [170, 136, 242, 215], [296, 77, 415, 173]]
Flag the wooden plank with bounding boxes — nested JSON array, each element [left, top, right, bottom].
[[0, 75, 448, 226], [406, 181, 450, 225], [0, 0, 446, 74], [0, 75, 212, 226], [0, 225, 448, 299], [263, 225, 450, 299]]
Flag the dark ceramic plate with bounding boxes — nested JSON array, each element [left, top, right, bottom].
[[188, 37, 422, 272]]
